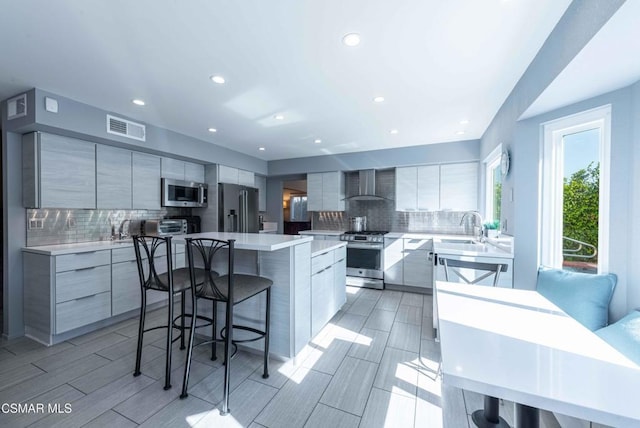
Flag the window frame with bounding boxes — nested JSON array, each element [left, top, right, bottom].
[[539, 105, 611, 273], [483, 144, 502, 224]]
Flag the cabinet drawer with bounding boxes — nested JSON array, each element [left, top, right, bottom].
[[56, 250, 110, 272], [55, 291, 111, 334], [111, 244, 169, 264], [56, 265, 111, 303], [312, 251, 333, 274], [334, 246, 346, 263]]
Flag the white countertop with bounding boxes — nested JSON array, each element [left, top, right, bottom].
[[386, 232, 513, 258], [436, 281, 640, 427], [298, 230, 344, 236], [311, 240, 346, 257], [173, 232, 313, 251], [23, 240, 136, 255], [24, 232, 313, 255]]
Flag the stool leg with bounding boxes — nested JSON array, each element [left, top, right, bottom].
[[133, 290, 147, 377], [180, 288, 198, 399], [221, 301, 233, 415], [212, 300, 217, 361], [263, 288, 271, 379], [164, 293, 174, 390], [180, 291, 186, 350]]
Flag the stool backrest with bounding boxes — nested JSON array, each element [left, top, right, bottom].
[[438, 257, 508, 286], [132, 235, 174, 292], [185, 238, 234, 302]]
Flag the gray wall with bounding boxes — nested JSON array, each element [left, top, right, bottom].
[[513, 85, 635, 321], [268, 140, 480, 176]]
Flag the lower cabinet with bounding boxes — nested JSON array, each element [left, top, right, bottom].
[[310, 245, 346, 338], [23, 244, 186, 345], [384, 237, 434, 289]]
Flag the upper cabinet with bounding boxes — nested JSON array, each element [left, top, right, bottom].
[[307, 172, 345, 211], [395, 162, 477, 212], [218, 165, 255, 187], [97, 145, 132, 209], [161, 157, 205, 183], [255, 175, 267, 212], [132, 152, 161, 209], [440, 162, 478, 211], [23, 132, 96, 209]]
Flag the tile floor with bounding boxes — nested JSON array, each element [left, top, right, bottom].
[[0, 287, 571, 427]]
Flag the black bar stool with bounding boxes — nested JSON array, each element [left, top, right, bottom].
[[180, 238, 273, 416], [132, 235, 203, 390]]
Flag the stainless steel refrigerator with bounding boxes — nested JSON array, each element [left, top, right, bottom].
[[218, 184, 259, 233]]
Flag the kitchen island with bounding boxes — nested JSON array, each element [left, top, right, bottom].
[[23, 232, 348, 360]]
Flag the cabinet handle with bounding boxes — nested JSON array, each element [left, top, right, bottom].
[[74, 293, 97, 301], [75, 266, 96, 272]]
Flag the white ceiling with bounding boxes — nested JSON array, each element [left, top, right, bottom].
[[522, 1, 640, 119], [0, 0, 571, 161]]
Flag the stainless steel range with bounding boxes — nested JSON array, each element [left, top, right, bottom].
[[340, 231, 387, 289]]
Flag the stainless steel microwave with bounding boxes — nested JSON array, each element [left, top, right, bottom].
[[161, 178, 208, 208]]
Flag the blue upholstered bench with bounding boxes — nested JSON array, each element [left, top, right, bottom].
[[596, 310, 640, 365]]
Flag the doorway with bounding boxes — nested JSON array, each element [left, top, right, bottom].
[[282, 179, 310, 235]]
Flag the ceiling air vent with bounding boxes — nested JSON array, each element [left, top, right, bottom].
[[107, 114, 146, 141]]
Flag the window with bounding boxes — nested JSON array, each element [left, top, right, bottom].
[[484, 145, 502, 227], [540, 105, 611, 274]]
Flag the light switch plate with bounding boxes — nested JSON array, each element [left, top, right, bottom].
[[29, 218, 44, 229], [45, 97, 58, 113]]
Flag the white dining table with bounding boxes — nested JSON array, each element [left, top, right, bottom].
[[435, 281, 640, 427]]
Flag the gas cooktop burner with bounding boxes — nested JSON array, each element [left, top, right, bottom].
[[342, 231, 388, 235]]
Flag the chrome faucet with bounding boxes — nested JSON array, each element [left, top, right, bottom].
[[118, 219, 131, 240], [460, 211, 484, 242]]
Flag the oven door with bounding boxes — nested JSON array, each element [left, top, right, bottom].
[[346, 243, 383, 279]]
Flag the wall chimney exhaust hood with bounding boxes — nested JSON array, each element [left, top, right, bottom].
[[345, 169, 391, 201]]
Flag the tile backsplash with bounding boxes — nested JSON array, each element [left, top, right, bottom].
[[26, 208, 185, 246], [311, 169, 478, 234]]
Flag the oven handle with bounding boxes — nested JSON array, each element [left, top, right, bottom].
[[347, 243, 383, 250]]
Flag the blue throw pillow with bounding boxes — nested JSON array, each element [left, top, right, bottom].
[[596, 310, 640, 365], [536, 268, 616, 331]]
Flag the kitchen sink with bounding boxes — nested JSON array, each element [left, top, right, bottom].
[[439, 238, 477, 244]]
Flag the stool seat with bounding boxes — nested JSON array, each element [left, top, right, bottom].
[[147, 268, 206, 293], [205, 274, 273, 304]]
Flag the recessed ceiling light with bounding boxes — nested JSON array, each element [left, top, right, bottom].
[[208, 128, 217, 133], [259, 147, 265, 151], [390, 129, 399, 134], [132, 99, 145, 106], [342, 33, 361, 47], [210, 75, 225, 84], [274, 114, 284, 120], [373, 96, 385, 103], [456, 131, 466, 135], [459, 120, 469, 125], [314, 139, 322, 144]]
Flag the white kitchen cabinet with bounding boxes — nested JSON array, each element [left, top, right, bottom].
[[383, 237, 404, 285], [184, 162, 205, 183], [396, 163, 477, 212], [162, 158, 205, 183], [23, 132, 96, 209], [307, 172, 345, 211], [255, 175, 267, 212], [417, 165, 440, 211], [395, 167, 418, 211], [310, 245, 346, 337], [23, 250, 112, 343], [218, 165, 255, 186], [440, 162, 478, 211], [97, 145, 132, 209], [132, 152, 161, 209], [402, 237, 433, 288]]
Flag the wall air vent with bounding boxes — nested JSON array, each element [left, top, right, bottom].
[[106, 114, 146, 141], [7, 93, 27, 120]]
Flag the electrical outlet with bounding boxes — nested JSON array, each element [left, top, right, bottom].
[[66, 218, 77, 229], [29, 218, 44, 229]]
